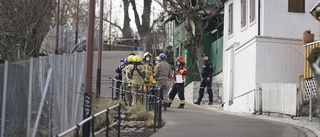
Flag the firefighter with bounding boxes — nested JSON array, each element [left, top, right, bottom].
[[142, 52, 154, 84], [114, 59, 125, 100], [121, 59, 129, 100], [193, 53, 214, 105], [155, 56, 160, 65], [154, 53, 172, 110], [124, 54, 135, 105], [168, 56, 188, 108], [127, 55, 145, 105]]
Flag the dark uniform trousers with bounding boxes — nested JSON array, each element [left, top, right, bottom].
[[115, 79, 122, 98], [169, 83, 185, 103], [197, 78, 213, 103]]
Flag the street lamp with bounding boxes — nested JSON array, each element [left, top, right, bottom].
[[310, 1, 320, 22]]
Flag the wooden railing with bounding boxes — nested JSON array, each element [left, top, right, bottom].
[[303, 41, 320, 80]]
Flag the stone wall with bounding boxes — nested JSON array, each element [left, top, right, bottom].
[[185, 72, 223, 104]]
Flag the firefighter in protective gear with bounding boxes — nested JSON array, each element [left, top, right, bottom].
[[168, 56, 188, 108], [124, 54, 135, 105], [152, 56, 161, 84], [193, 53, 214, 105], [121, 59, 129, 101], [142, 52, 154, 84], [154, 53, 172, 110], [126, 55, 145, 105], [115, 59, 125, 100]]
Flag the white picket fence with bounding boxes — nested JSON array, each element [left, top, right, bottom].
[[261, 83, 297, 116]]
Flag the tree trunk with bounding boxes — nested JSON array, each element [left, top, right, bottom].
[[185, 17, 204, 78], [140, 0, 152, 37], [122, 0, 131, 38], [130, 0, 141, 32], [130, 0, 152, 51], [194, 20, 205, 77]]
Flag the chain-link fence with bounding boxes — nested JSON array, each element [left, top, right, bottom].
[[0, 52, 86, 137]]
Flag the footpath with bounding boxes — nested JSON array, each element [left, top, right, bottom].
[[150, 100, 320, 137]]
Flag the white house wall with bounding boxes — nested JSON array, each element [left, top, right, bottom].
[[223, 0, 259, 112], [225, 39, 257, 113], [224, 0, 258, 50], [223, 0, 314, 113], [223, 47, 234, 110], [262, 0, 319, 39], [255, 37, 303, 84]]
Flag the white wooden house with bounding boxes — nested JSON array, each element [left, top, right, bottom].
[[223, 0, 319, 113]]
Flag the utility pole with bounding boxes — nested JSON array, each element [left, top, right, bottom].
[[108, 0, 112, 51], [55, 0, 60, 55], [75, 0, 79, 45], [96, 0, 104, 98], [83, 0, 95, 136]]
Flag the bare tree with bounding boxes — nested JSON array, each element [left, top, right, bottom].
[[0, 0, 55, 62], [103, 0, 132, 40], [57, 0, 88, 26], [130, 0, 152, 38], [156, 0, 224, 74]]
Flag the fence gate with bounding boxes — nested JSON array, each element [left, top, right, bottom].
[[261, 83, 297, 116]]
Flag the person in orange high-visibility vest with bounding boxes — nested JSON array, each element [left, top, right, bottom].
[[168, 56, 188, 108]]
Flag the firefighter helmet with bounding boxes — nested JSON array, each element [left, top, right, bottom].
[[124, 59, 129, 65], [128, 55, 134, 62], [159, 53, 166, 60], [176, 56, 185, 62], [143, 52, 152, 58], [133, 55, 141, 62]]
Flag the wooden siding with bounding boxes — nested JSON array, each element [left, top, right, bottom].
[[261, 83, 297, 116], [304, 41, 320, 80]]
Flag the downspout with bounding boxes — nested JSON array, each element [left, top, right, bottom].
[[256, 0, 262, 114], [258, 0, 261, 36]]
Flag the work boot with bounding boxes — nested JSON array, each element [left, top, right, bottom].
[[208, 102, 213, 105], [167, 103, 171, 108], [163, 103, 167, 111], [178, 104, 184, 109], [193, 101, 200, 105]]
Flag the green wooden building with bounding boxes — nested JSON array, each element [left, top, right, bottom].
[[172, 15, 223, 85]]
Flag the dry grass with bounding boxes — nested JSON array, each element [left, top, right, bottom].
[[91, 97, 154, 131]]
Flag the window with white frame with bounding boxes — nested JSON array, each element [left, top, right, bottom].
[[249, 0, 255, 23], [229, 3, 233, 35], [241, 0, 247, 28]]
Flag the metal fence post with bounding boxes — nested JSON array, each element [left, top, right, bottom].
[[27, 58, 34, 137], [49, 56, 54, 137], [158, 86, 162, 127], [309, 96, 312, 121], [62, 54, 67, 130], [111, 79, 114, 100], [118, 103, 121, 137], [32, 68, 53, 137], [106, 109, 109, 137], [72, 53, 78, 126], [73, 53, 85, 126], [1, 61, 8, 137], [153, 95, 157, 132], [39, 57, 44, 95], [91, 116, 95, 137]]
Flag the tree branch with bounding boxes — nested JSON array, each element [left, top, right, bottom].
[[130, 0, 141, 31], [102, 17, 123, 33]]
